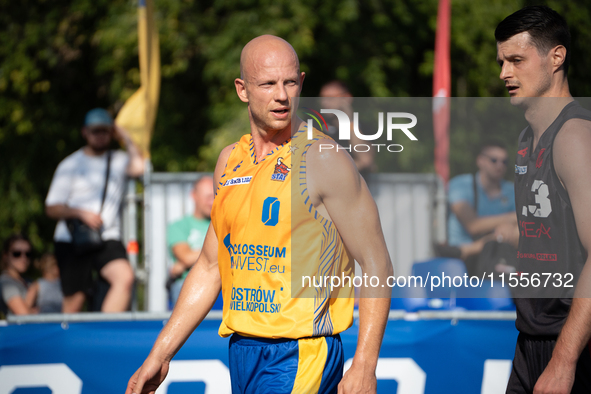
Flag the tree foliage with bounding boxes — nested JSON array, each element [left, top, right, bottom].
[[1, 0, 591, 252]]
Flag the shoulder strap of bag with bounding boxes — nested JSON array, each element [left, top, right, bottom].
[[472, 172, 478, 213], [100, 150, 112, 213]]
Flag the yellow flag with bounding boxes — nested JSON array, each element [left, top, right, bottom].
[[115, 0, 160, 158]]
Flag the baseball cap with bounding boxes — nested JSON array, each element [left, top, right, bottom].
[[84, 108, 113, 127]]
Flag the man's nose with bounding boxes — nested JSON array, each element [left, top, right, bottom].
[[499, 62, 512, 81], [275, 83, 288, 102]]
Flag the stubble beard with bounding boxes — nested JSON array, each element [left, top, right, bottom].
[[511, 68, 553, 110], [251, 107, 290, 137], [87, 141, 111, 155]]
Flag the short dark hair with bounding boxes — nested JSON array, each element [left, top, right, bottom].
[[479, 140, 506, 156], [1, 233, 31, 271], [495, 6, 571, 73]]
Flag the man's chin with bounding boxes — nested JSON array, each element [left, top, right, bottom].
[[267, 119, 292, 132], [509, 95, 531, 108]]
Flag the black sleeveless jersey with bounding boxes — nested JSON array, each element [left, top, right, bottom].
[[514, 101, 591, 336]]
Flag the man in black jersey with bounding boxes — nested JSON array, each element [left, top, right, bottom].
[[496, 6, 591, 394]]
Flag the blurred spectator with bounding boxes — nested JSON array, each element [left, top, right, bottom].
[[0, 234, 36, 317], [27, 254, 63, 313], [45, 108, 144, 313], [319, 81, 376, 179], [439, 141, 518, 273], [167, 176, 214, 306]]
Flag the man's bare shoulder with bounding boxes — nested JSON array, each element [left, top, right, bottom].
[[561, 117, 591, 132], [555, 118, 591, 155], [306, 138, 361, 199], [306, 138, 357, 172], [554, 118, 591, 183], [213, 143, 238, 184], [219, 143, 238, 161]]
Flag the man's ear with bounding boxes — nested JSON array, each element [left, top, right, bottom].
[[298, 72, 306, 93], [191, 186, 198, 203], [475, 154, 485, 170], [551, 45, 567, 72], [235, 78, 249, 103]]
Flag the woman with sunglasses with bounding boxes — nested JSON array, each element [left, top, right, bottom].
[[0, 234, 36, 316]]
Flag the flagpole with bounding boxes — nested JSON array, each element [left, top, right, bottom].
[[432, 0, 451, 244], [433, 0, 451, 186]]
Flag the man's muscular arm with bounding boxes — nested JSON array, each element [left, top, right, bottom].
[[307, 139, 392, 394], [170, 243, 202, 277], [172, 244, 202, 268], [125, 144, 235, 394], [534, 119, 591, 394], [113, 124, 145, 178], [451, 201, 516, 239], [45, 205, 104, 229]]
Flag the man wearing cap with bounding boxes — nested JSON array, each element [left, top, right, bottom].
[[45, 108, 144, 313]]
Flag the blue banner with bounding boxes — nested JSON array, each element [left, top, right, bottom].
[[0, 317, 518, 393]]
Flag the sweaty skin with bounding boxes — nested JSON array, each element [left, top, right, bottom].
[[497, 31, 591, 394], [236, 35, 303, 156], [126, 35, 392, 394]]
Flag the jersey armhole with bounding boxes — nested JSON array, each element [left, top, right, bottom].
[[549, 143, 572, 208], [549, 115, 591, 208], [295, 134, 336, 231], [215, 144, 238, 196]]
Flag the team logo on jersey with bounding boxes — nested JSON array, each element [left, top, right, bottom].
[[223, 176, 252, 186], [519, 220, 551, 239], [271, 157, 290, 182], [518, 147, 528, 157], [233, 161, 243, 172], [536, 149, 546, 168], [515, 165, 527, 175]]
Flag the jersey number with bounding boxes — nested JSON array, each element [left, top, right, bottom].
[[262, 197, 280, 226], [522, 180, 552, 218]]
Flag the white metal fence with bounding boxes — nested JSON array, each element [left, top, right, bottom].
[[138, 171, 446, 312]]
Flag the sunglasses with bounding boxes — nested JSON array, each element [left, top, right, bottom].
[[482, 154, 508, 166], [11, 250, 32, 258]]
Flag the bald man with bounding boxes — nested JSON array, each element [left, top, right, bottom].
[[127, 35, 392, 394], [167, 176, 214, 306]]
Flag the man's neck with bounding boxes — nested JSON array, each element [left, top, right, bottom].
[[478, 171, 502, 197], [192, 212, 208, 220], [523, 80, 573, 148], [250, 123, 292, 162], [83, 145, 108, 157], [525, 97, 572, 143]]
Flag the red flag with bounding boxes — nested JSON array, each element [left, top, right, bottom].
[[433, 0, 451, 185]]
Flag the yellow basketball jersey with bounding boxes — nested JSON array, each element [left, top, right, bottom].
[[212, 123, 354, 339]]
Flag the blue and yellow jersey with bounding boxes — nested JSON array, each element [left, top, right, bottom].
[[211, 123, 354, 339]]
